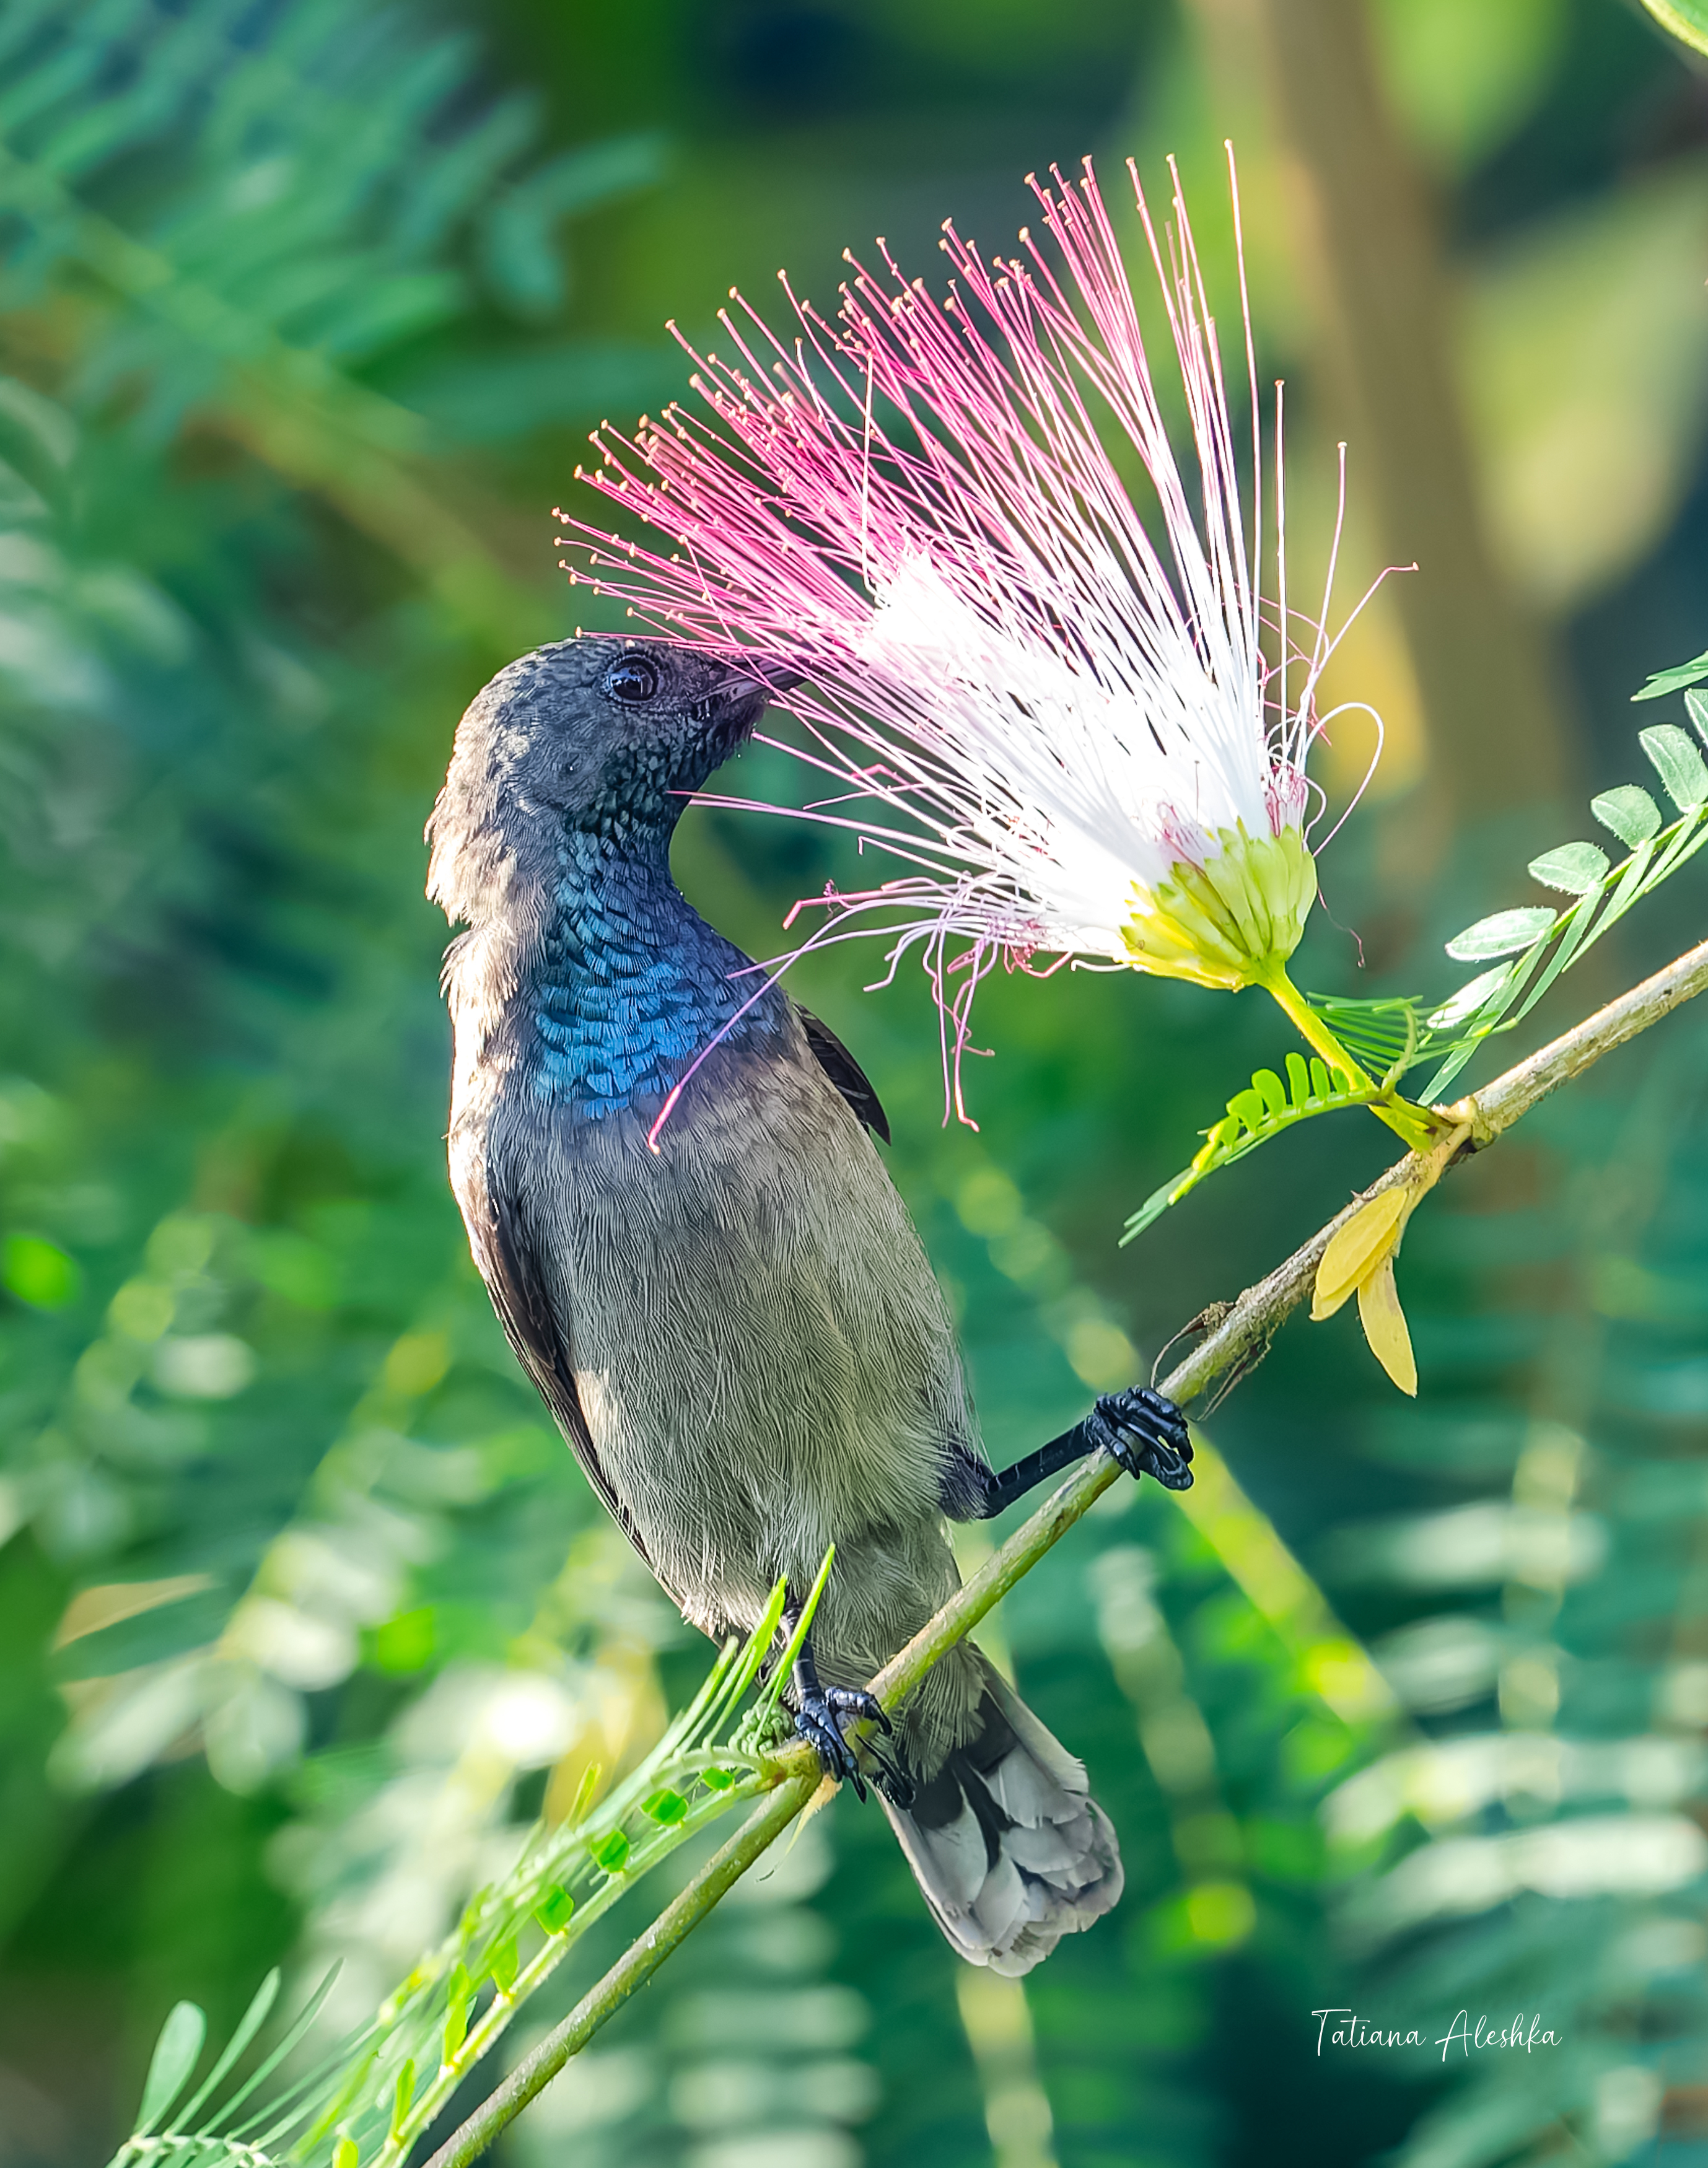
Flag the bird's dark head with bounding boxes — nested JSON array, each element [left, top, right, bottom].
[[428, 635, 787, 927]]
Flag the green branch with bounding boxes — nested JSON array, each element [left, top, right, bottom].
[[409, 932, 1708, 2167], [872, 932, 1708, 1715], [418, 1772, 821, 2168]]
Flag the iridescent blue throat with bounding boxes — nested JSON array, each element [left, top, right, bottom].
[[531, 827, 781, 1117]]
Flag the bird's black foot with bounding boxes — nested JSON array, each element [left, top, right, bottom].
[[1087, 1386, 1195, 1491], [794, 1684, 891, 1804]]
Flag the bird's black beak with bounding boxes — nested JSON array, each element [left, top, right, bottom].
[[685, 668, 795, 771], [698, 662, 800, 708], [712, 662, 802, 704]]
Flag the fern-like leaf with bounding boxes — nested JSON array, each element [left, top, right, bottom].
[[1302, 992, 1425, 1080], [0, 0, 667, 622], [1413, 714, 1708, 1099], [1123, 1052, 1377, 1244], [104, 1572, 825, 2168]]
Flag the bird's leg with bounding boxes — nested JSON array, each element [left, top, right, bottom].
[[781, 1599, 896, 1804], [963, 1386, 1194, 1520]]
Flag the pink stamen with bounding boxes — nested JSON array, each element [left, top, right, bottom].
[[558, 153, 1383, 1123]]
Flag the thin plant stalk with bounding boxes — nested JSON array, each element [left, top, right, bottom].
[[415, 930, 1708, 2168]]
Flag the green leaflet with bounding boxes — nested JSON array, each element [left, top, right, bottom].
[[1416, 710, 1708, 1100], [1527, 842, 1608, 894], [1640, 1, 1708, 61], [172, 1971, 282, 2131], [1590, 784, 1662, 849], [1123, 1052, 1377, 1244], [1634, 642, 1708, 697], [100, 1602, 814, 2168], [1639, 724, 1708, 810], [388, 2061, 416, 2145], [134, 2003, 208, 2136], [1443, 907, 1557, 962], [533, 1888, 574, 1934], [1126, 689, 1708, 1241]]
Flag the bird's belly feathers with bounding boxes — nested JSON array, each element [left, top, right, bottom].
[[501, 1047, 974, 1632]]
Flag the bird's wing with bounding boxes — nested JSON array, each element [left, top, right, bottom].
[[470, 1166, 657, 1575], [795, 1004, 891, 1143]]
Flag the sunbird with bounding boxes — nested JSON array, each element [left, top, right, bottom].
[[429, 635, 1193, 1975]]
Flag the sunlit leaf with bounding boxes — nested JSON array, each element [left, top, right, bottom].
[[181, 1969, 281, 2131], [1640, 724, 1708, 810], [1590, 784, 1663, 847], [1632, 641, 1708, 697], [1527, 841, 1609, 894], [1590, 834, 1658, 943], [1313, 1191, 1409, 1321], [1506, 887, 1600, 1034], [1640, 0, 1708, 59], [1252, 1069, 1287, 1119], [1689, 686, 1708, 743], [533, 1887, 575, 1933], [389, 2058, 416, 2143], [566, 1764, 603, 1824], [1356, 1256, 1417, 1396], [1444, 907, 1556, 961], [136, 2002, 208, 2133], [591, 1828, 631, 1873], [1122, 1052, 1382, 1242]]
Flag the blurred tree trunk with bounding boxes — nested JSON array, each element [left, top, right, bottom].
[[1185, 0, 1574, 821]]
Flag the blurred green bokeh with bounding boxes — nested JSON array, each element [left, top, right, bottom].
[[6, 4, 1708, 2166]]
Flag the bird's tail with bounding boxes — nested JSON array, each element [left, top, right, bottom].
[[881, 1659, 1123, 1977]]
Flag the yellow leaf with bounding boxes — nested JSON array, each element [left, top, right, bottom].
[[1356, 1256, 1417, 1396], [1312, 1189, 1408, 1319]]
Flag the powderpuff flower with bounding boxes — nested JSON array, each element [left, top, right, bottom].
[[558, 152, 1386, 1114]]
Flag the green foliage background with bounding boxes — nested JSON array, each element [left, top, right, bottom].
[[5, 4, 1708, 2166]]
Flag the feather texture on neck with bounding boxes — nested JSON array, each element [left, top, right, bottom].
[[526, 828, 782, 1117]]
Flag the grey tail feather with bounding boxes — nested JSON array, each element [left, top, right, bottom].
[[882, 1669, 1123, 1977]]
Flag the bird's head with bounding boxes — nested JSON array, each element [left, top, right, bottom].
[[427, 635, 790, 926]]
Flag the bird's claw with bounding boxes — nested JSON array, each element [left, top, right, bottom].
[[1088, 1385, 1194, 1491], [794, 1684, 890, 1803]]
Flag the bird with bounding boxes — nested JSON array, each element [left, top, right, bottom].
[[427, 634, 1195, 1976]]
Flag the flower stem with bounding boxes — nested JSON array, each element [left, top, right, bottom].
[[1253, 965, 1438, 1151]]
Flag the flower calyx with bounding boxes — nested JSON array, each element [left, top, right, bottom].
[[1122, 824, 1316, 991]]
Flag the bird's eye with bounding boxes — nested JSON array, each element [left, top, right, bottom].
[[601, 653, 662, 706]]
